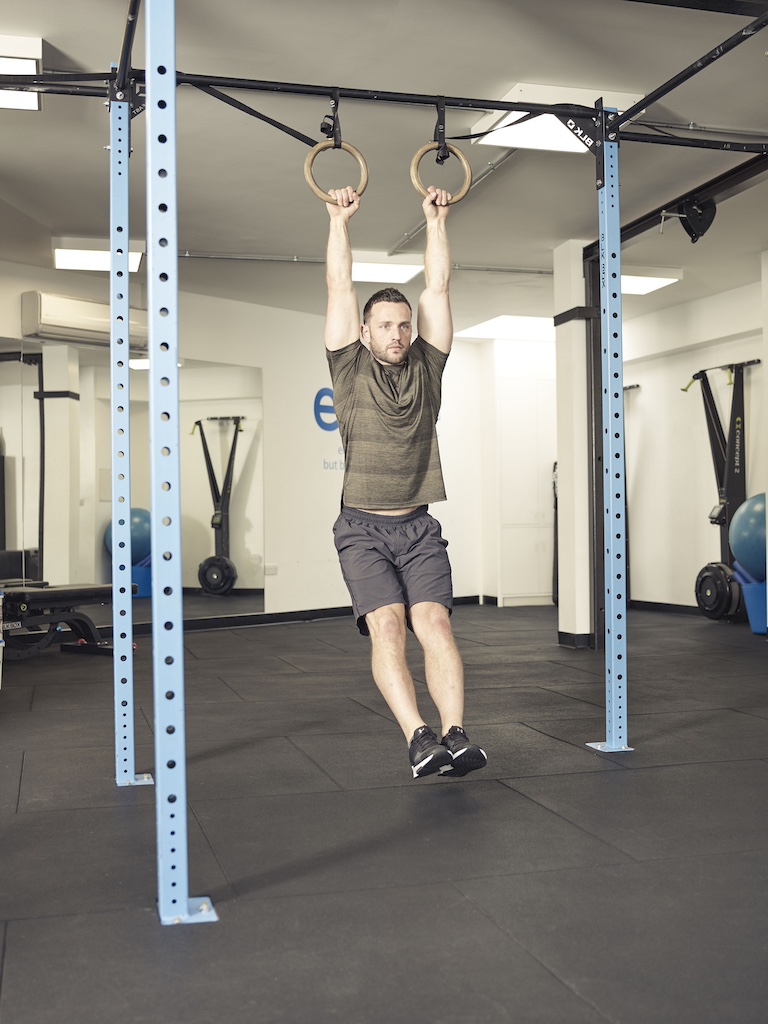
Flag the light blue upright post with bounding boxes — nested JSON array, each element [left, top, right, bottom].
[[146, 0, 217, 925], [109, 80, 153, 789], [587, 108, 633, 753]]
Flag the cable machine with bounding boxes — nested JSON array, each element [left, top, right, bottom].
[[193, 416, 244, 596], [685, 359, 761, 619]]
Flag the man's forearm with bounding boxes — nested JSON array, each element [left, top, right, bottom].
[[423, 218, 451, 294], [326, 217, 354, 292]]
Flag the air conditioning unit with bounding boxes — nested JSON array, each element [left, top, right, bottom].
[[20, 292, 148, 349]]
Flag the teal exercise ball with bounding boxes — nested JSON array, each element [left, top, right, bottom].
[[729, 493, 766, 582], [104, 508, 152, 565]]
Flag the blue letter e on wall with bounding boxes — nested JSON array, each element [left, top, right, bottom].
[[314, 387, 337, 431]]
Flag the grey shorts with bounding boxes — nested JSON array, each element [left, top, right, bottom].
[[333, 506, 453, 636]]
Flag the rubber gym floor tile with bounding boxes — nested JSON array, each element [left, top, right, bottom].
[[456, 851, 768, 1024], [456, 657, 606, 687], [610, 651, 755, 681], [530, 708, 768, 767], [129, 671, 245, 707], [736, 705, 768, 720], [705, 649, 768, 673], [223, 632, 357, 655], [17, 745, 156, 812], [202, 626, 331, 649], [0, 751, 23, 814], [29, 681, 115, 711], [291, 721, 623, 791], [180, 652, 307, 676], [219, 670, 378, 702], [184, 735, 342, 801], [457, 627, 567, 647], [540, 679, 748, 715], [182, 631, 271, 659], [352, 685, 602, 724], [192, 783, 630, 901], [0, 803, 229, 920], [627, 675, 768, 710], [506, 760, 768, 860], [263, 650, 376, 673], [459, 685, 609, 722], [0, 886, 609, 1024], [0, 684, 33, 712], [0, 707, 154, 752], [460, 644, 605, 672], [178, 696, 394, 750], [1, 653, 110, 685]]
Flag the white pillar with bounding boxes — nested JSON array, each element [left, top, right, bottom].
[[554, 239, 593, 644], [760, 252, 768, 631], [41, 345, 80, 584], [759, 251, 768, 499]]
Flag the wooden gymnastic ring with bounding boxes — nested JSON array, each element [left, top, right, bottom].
[[409, 142, 472, 205], [304, 140, 369, 204]]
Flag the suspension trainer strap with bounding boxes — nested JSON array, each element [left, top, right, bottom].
[[433, 97, 449, 164], [194, 83, 317, 147]]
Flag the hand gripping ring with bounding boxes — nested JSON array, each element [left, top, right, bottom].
[[409, 142, 472, 205], [304, 140, 369, 204]]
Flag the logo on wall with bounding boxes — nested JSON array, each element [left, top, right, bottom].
[[314, 387, 337, 431]]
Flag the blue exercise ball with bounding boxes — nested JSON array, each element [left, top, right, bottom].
[[104, 508, 152, 565], [729, 492, 766, 582]]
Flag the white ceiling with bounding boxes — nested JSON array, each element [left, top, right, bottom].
[[1, 0, 767, 337]]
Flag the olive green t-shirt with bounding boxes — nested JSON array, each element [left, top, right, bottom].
[[326, 336, 448, 510]]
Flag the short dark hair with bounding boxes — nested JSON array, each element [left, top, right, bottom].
[[362, 287, 412, 325]]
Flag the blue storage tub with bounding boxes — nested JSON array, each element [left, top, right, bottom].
[[131, 564, 152, 598], [741, 581, 766, 635]]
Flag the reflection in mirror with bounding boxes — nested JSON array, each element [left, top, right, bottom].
[[1, 341, 265, 655], [92, 356, 265, 626], [0, 343, 43, 585]]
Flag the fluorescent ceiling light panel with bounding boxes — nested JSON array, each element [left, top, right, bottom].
[[351, 250, 422, 284], [53, 237, 144, 273], [471, 83, 644, 154], [621, 275, 679, 295], [456, 316, 555, 341], [0, 36, 43, 110], [621, 265, 682, 295]]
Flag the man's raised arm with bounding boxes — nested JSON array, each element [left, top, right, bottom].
[[325, 187, 361, 352], [416, 186, 453, 355]]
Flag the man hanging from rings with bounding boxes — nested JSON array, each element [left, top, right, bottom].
[[323, 181, 487, 779]]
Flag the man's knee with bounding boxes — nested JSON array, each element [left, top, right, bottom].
[[409, 601, 453, 643], [366, 603, 407, 646]]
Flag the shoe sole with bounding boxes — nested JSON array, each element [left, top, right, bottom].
[[439, 746, 488, 778], [411, 747, 453, 779]]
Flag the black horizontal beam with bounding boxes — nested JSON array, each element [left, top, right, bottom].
[[618, 8, 768, 125], [621, 129, 768, 153], [583, 151, 768, 260], [116, 0, 142, 93]]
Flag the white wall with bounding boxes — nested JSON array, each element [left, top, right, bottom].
[[476, 337, 558, 607], [623, 282, 765, 607], [0, 360, 41, 559]]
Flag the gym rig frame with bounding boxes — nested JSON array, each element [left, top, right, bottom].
[[1, 0, 767, 923]]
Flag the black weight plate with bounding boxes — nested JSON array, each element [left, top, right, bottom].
[[198, 555, 238, 596]]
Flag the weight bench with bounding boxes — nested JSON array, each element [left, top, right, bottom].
[[1, 582, 122, 660]]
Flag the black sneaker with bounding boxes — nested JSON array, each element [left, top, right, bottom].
[[439, 726, 487, 777], [409, 725, 453, 779]]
